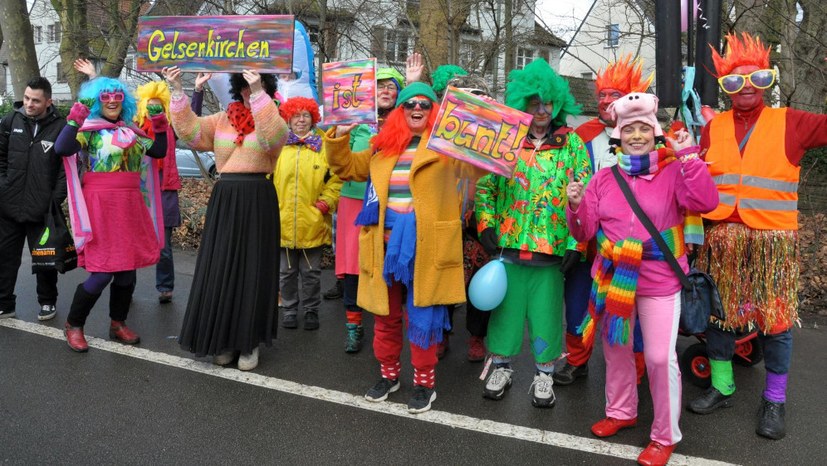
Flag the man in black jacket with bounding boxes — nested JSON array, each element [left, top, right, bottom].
[[0, 77, 67, 321]]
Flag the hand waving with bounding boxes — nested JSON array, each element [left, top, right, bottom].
[[406, 52, 424, 84]]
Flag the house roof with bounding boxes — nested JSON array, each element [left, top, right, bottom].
[[531, 21, 566, 48], [566, 76, 598, 115]]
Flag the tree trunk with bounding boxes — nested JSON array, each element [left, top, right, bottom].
[[51, 0, 90, 99], [0, 0, 41, 99], [100, 0, 143, 78]]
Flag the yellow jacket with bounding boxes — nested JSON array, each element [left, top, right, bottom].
[[324, 127, 485, 316], [273, 129, 342, 249]]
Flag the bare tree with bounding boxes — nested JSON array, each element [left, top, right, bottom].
[[1, 0, 41, 98]]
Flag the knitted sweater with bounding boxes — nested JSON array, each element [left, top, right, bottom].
[[170, 91, 288, 173]]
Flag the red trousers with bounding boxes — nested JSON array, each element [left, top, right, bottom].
[[373, 281, 438, 386]]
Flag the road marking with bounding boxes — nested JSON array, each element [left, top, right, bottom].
[[2, 318, 736, 466]]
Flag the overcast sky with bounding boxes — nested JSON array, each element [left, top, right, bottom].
[[536, 0, 594, 42]]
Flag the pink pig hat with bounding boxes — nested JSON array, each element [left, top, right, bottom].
[[609, 92, 663, 139]]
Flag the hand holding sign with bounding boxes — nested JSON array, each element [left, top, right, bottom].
[[162, 66, 184, 93], [242, 69, 263, 94], [194, 72, 212, 92]]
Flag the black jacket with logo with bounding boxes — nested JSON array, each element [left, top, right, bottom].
[[0, 103, 67, 223]]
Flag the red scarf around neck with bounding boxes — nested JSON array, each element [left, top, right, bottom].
[[227, 102, 255, 146]]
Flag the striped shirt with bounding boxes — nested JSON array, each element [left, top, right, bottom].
[[386, 138, 420, 214]]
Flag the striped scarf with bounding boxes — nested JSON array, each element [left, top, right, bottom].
[[616, 146, 675, 176], [578, 225, 685, 346]]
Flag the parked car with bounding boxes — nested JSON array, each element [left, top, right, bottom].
[[175, 142, 217, 179]]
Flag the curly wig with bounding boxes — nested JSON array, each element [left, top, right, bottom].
[[711, 32, 771, 77], [229, 72, 278, 101], [505, 58, 581, 127], [595, 54, 653, 94], [370, 102, 438, 157], [279, 96, 320, 126], [134, 81, 171, 127], [431, 64, 468, 95], [79, 77, 137, 123]]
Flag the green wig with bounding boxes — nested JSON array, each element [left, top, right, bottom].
[[431, 64, 468, 95], [505, 58, 581, 126]]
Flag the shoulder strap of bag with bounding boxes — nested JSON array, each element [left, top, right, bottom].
[[611, 165, 691, 290]]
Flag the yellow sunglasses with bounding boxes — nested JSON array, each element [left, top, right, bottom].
[[717, 69, 776, 94]]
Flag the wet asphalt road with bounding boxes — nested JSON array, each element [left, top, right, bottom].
[[1, 246, 826, 465]]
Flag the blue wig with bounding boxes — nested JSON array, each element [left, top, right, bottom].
[[78, 77, 137, 123]]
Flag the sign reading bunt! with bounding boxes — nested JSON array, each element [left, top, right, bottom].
[[427, 87, 531, 178], [321, 58, 377, 126], [136, 15, 295, 73]]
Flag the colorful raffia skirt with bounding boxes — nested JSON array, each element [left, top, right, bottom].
[[179, 174, 280, 356], [80, 172, 162, 272], [697, 222, 799, 333]]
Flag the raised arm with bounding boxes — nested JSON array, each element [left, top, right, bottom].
[[324, 126, 372, 182]]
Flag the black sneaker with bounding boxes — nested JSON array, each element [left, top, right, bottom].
[[323, 280, 343, 300], [552, 362, 589, 385], [688, 387, 733, 414], [38, 304, 57, 321], [756, 398, 786, 440], [0, 309, 16, 319], [408, 385, 437, 413], [304, 312, 319, 330], [365, 378, 400, 402], [282, 313, 298, 329]]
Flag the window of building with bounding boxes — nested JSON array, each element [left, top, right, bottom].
[[56, 62, 66, 83], [581, 72, 594, 79], [34, 26, 42, 44], [515, 47, 534, 70], [385, 29, 409, 64], [47, 23, 61, 43], [606, 24, 620, 48]]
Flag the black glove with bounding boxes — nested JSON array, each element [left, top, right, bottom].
[[560, 249, 582, 274], [479, 228, 499, 255]]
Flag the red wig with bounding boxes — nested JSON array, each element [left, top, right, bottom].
[[595, 54, 653, 95], [711, 32, 771, 77], [370, 98, 438, 157], [279, 97, 321, 126]]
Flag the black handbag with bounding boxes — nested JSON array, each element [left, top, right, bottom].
[[610, 166, 723, 334], [28, 199, 78, 274]]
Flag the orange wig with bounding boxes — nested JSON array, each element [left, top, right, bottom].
[[711, 32, 771, 77], [279, 97, 321, 126], [370, 101, 438, 157], [594, 54, 653, 94]]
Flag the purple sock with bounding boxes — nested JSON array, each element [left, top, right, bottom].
[[763, 372, 787, 403]]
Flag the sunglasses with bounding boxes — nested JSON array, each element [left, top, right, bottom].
[[717, 69, 776, 94], [99, 91, 125, 103], [401, 99, 433, 110]]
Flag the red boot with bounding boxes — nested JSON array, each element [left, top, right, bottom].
[[467, 336, 486, 362], [110, 320, 140, 344], [637, 441, 676, 466], [64, 322, 89, 353], [591, 417, 637, 437]]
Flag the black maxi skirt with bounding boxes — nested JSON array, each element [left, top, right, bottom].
[[179, 173, 279, 356]]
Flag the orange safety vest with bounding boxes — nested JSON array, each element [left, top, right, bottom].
[[703, 108, 800, 230]]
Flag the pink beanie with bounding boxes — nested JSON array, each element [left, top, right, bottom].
[[609, 92, 663, 139]]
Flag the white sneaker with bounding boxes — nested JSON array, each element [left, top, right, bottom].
[[530, 371, 556, 408], [237, 347, 259, 371], [483, 366, 513, 400], [213, 350, 235, 366]]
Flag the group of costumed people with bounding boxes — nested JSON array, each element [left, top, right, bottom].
[[46, 28, 825, 466]]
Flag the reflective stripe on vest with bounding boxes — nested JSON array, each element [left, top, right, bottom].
[[702, 108, 799, 230]]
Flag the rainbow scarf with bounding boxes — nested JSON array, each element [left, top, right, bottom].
[[578, 226, 685, 346], [616, 146, 675, 176]]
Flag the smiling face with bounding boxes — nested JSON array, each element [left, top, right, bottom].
[[289, 110, 313, 136], [402, 97, 433, 134], [23, 87, 51, 119], [598, 88, 623, 126], [728, 64, 765, 113], [377, 79, 398, 110], [100, 94, 123, 121], [620, 121, 655, 155]]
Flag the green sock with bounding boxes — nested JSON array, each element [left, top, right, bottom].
[[709, 359, 735, 395]]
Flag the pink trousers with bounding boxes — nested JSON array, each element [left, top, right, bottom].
[[603, 291, 682, 446]]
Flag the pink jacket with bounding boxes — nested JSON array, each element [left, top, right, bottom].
[[566, 158, 718, 296]]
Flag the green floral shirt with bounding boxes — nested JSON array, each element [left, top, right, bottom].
[[475, 129, 592, 256], [78, 129, 152, 173]]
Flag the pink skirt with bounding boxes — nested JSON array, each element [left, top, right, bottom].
[[334, 196, 362, 276], [79, 172, 162, 272]]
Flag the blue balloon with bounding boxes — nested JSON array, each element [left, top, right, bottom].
[[468, 259, 507, 311]]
